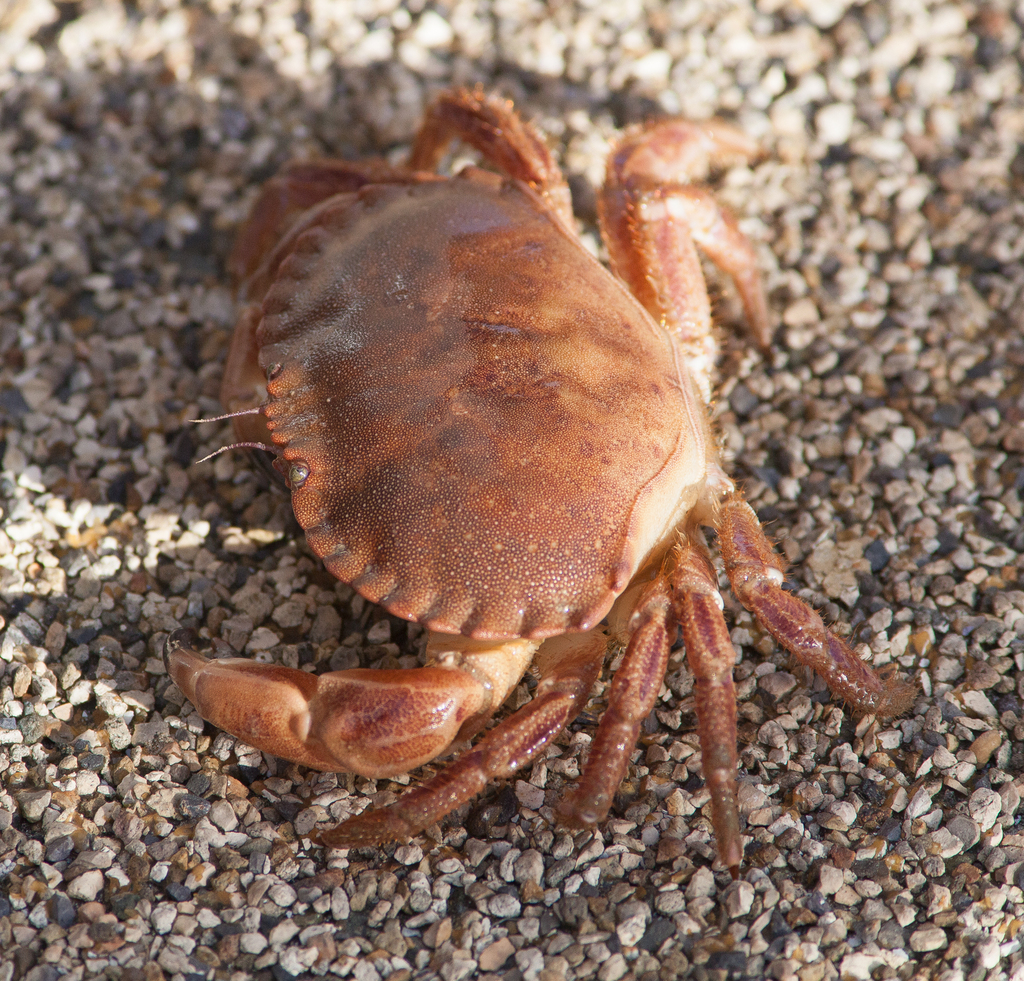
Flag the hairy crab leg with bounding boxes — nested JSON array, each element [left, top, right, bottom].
[[718, 495, 917, 717], [557, 579, 674, 831], [600, 118, 769, 399], [321, 630, 607, 847], [672, 538, 743, 876], [408, 88, 575, 233]]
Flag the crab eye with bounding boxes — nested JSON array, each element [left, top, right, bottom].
[[267, 362, 283, 380], [288, 462, 310, 488]]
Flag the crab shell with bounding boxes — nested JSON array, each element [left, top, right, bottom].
[[253, 174, 708, 640]]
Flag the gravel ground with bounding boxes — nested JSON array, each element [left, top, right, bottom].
[[2, 1, 1024, 980]]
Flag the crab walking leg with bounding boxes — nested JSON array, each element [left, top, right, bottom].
[[163, 628, 539, 777], [408, 88, 575, 233], [643, 188, 770, 346], [718, 496, 917, 717], [321, 630, 608, 847], [599, 119, 770, 395], [558, 580, 674, 830], [672, 539, 743, 876]]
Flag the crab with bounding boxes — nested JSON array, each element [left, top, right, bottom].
[[165, 89, 915, 875]]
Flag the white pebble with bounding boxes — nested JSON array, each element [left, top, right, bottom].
[[969, 788, 1002, 832], [816, 102, 854, 144]]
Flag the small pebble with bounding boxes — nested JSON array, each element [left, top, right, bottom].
[[970, 730, 1002, 766], [968, 788, 1002, 832], [909, 925, 948, 952], [67, 870, 104, 902], [478, 937, 515, 971]]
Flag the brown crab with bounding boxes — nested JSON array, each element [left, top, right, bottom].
[[165, 89, 915, 874]]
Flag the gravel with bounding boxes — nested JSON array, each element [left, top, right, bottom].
[[3, 1, 1024, 980]]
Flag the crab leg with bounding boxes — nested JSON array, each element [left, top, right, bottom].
[[672, 539, 742, 876], [718, 495, 917, 717], [321, 630, 607, 847], [600, 119, 770, 397], [558, 579, 674, 830], [408, 88, 575, 233]]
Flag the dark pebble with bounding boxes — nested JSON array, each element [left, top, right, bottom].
[[175, 794, 211, 820], [965, 358, 996, 380], [539, 912, 558, 935], [639, 916, 675, 952], [750, 465, 780, 490], [236, 764, 262, 784], [50, 892, 76, 929], [67, 623, 99, 646], [0, 387, 30, 420], [947, 815, 980, 850], [167, 428, 196, 467], [18, 716, 48, 744], [139, 219, 165, 248], [851, 858, 888, 878], [768, 909, 792, 940], [186, 773, 211, 796], [931, 403, 965, 427], [24, 966, 60, 981], [879, 816, 903, 842], [112, 267, 136, 289], [272, 800, 302, 822], [934, 527, 961, 557], [149, 838, 180, 862], [864, 539, 890, 573], [555, 894, 589, 927], [995, 694, 1020, 714], [12, 945, 35, 977], [111, 893, 139, 918], [877, 920, 905, 949], [0, 897, 10, 917], [805, 890, 830, 915], [46, 836, 75, 863], [165, 881, 192, 901], [220, 105, 249, 140], [106, 471, 134, 506], [546, 858, 574, 888], [706, 950, 748, 974], [79, 753, 106, 771], [89, 918, 123, 943], [466, 784, 518, 837], [260, 913, 283, 933], [729, 382, 759, 416]]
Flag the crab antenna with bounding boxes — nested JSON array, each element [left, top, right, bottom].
[[187, 406, 264, 424], [195, 441, 277, 465]]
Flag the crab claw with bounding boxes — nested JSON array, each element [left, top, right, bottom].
[[163, 629, 492, 777]]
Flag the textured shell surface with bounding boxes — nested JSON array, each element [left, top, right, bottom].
[[258, 175, 707, 638]]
